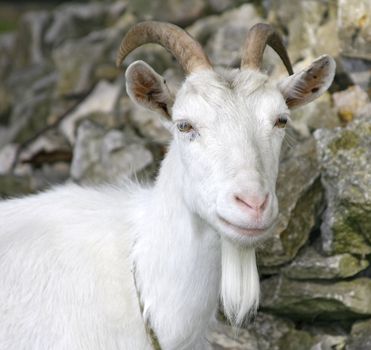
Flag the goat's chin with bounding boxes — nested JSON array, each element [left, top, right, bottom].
[[216, 224, 273, 248], [220, 239, 260, 327]]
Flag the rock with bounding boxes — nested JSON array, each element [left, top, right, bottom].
[[311, 335, 346, 350], [257, 138, 323, 267], [0, 175, 32, 198], [127, 0, 208, 26], [290, 92, 340, 137], [0, 32, 15, 81], [17, 130, 71, 165], [59, 80, 121, 144], [0, 66, 57, 148], [206, 4, 263, 67], [314, 19, 341, 59], [14, 11, 52, 68], [128, 104, 171, 144], [186, 15, 222, 46], [208, 0, 245, 13], [339, 57, 371, 97], [267, 0, 329, 63], [45, 2, 126, 49], [282, 246, 369, 280], [5, 61, 54, 98], [0, 86, 12, 125], [208, 313, 294, 350], [337, 0, 371, 60], [278, 329, 315, 350], [210, 313, 347, 350], [332, 85, 369, 123], [314, 114, 371, 255], [347, 319, 371, 350], [0, 144, 18, 175], [2, 90, 52, 147], [261, 275, 371, 320], [52, 27, 121, 96], [70, 120, 153, 183]]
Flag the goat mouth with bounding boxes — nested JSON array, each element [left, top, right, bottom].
[[217, 215, 268, 236]]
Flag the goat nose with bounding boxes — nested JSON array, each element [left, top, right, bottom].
[[234, 193, 269, 214]]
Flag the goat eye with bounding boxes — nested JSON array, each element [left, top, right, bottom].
[[177, 121, 193, 133], [274, 116, 287, 128]]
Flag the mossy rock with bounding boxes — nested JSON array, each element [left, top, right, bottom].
[[347, 319, 371, 350], [0, 175, 33, 199], [261, 275, 371, 321], [282, 246, 369, 280], [258, 138, 323, 266], [315, 114, 371, 255]]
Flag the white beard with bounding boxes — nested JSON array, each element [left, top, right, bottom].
[[220, 239, 260, 326]]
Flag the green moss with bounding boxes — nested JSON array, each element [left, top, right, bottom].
[[331, 205, 371, 255], [0, 175, 32, 198], [281, 179, 323, 262], [0, 20, 17, 33], [328, 130, 360, 154], [14, 99, 51, 144], [278, 329, 315, 350], [339, 255, 369, 277]]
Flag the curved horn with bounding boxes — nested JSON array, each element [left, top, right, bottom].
[[241, 23, 293, 75], [116, 21, 212, 75]]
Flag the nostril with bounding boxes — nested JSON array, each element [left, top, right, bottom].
[[234, 193, 269, 212], [235, 195, 253, 209], [260, 194, 269, 210]]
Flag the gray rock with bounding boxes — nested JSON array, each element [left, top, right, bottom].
[[45, 2, 126, 49], [279, 330, 346, 350], [314, 113, 371, 255], [14, 11, 52, 68], [339, 57, 371, 96], [314, 18, 341, 59], [290, 92, 339, 138], [208, 313, 294, 350], [0, 32, 16, 81], [2, 90, 51, 147], [282, 246, 369, 280], [261, 275, 371, 320], [347, 319, 371, 350], [311, 335, 346, 350], [127, 0, 208, 26], [0, 144, 18, 175], [0, 86, 12, 126], [332, 85, 369, 123], [337, 0, 371, 60], [206, 4, 263, 67], [70, 120, 153, 183], [0, 70, 57, 148], [128, 104, 171, 144], [59, 80, 121, 144], [52, 27, 122, 96], [267, 0, 329, 63], [0, 175, 32, 198], [257, 138, 323, 267]]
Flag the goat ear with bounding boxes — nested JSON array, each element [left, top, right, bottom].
[[278, 55, 336, 109], [125, 60, 174, 119]]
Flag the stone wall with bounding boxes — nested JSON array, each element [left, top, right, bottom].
[[0, 0, 370, 349]]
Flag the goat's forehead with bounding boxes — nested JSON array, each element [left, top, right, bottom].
[[173, 70, 287, 124]]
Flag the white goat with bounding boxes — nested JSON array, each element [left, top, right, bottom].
[[0, 22, 335, 350]]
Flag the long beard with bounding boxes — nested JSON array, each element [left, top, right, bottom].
[[220, 239, 260, 326]]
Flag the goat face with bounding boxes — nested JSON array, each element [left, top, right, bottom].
[[172, 69, 287, 246], [120, 22, 336, 247]]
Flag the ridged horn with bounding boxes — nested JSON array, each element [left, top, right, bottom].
[[116, 21, 212, 75], [241, 23, 293, 75]]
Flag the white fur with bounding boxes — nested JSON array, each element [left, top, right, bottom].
[[221, 240, 259, 326], [0, 59, 335, 349]]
